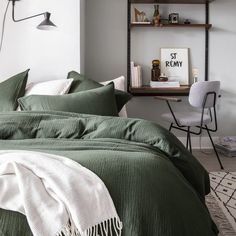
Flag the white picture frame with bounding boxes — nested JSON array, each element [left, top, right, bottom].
[[160, 48, 189, 85]]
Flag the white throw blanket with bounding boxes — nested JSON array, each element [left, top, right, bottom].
[[0, 150, 122, 236]]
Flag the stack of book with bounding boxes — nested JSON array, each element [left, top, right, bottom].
[[131, 62, 142, 87], [215, 137, 236, 157], [150, 80, 180, 88]]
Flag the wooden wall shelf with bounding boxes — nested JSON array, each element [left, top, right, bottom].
[[131, 23, 212, 29], [127, 0, 213, 96], [129, 86, 191, 96], [131, 0, 214, 4]]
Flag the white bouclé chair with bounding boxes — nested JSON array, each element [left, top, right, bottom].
[[156, 81, 224, 169]]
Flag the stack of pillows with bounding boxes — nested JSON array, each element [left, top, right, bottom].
[[0, 69, 132, 117]]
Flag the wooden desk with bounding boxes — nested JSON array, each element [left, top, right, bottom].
[[129, 86, 191, 97]]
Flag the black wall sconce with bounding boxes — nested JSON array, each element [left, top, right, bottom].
[[9, 0, 57, 30]]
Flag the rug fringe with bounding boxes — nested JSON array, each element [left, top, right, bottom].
[[206, 193, 236, 236]]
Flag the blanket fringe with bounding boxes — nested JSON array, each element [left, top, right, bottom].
[[56, 218, 122, 236]]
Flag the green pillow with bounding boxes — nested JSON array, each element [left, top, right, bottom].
[[67, 71, 132, 112], [18, 83, 118, 117], [0, 69, 30, 111]]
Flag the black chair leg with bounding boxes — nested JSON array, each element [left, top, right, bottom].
[[187, 127, 192, 153], [186, 130, 189, 150], [205, 125, 224, 170], [169, 123, 173, 132]]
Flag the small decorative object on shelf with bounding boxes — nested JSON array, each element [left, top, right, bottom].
[[151, 60, 161, 81], [169, 13, 179, 24], [133, 8, 150, 23], [184, 19, 191, 24], [192, 68, 199, 83], [153, 5, 161, 26], [159, 73, 168, 82]]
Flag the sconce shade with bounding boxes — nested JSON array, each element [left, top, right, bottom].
[[37, 12, 56, 30]]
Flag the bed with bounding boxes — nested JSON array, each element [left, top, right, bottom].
[[0, 111, 218, 236]]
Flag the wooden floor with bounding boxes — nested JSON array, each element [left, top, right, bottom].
[[193, 150, 236, 172]]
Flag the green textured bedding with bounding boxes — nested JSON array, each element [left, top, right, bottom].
[[0, 111, 218, 236]]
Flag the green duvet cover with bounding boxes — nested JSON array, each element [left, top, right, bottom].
[[0, 111, 217, 236]]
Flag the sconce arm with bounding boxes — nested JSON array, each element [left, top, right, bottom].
[[10, 0, 49, 23]]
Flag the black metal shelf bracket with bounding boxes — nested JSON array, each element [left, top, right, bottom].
[[127, 0, 131, 90], [205, 2, 209, 81]]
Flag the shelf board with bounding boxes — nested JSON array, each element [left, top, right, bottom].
[[130, 23, 212, 29], [129, 85, 191, 96], [131, 0, 214, 4]]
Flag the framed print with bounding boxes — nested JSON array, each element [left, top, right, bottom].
[[160, 48, 189, 85], [169, 13, 179, 24]]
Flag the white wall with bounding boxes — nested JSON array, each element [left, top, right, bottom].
[[85, 0, 236, 137], [80, 0, 85, 74], [0, 0, 81, 82], [210, 0, 236, 137], [85, 0, 127, 82]]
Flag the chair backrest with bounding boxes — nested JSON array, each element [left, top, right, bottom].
[[189, 81, 220, 108]]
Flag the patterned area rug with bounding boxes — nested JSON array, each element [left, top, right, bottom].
[[206, 172, 236, 236]]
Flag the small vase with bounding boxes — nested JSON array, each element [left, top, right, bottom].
[[153, 5, 160, 26], [151, 60, 161, 81]]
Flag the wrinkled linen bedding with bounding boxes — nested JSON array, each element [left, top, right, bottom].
[[0, 150, 122, 236], [0, 111, 218, 236]]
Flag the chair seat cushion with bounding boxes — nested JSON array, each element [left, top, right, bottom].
[[162, 112, 211, 127]]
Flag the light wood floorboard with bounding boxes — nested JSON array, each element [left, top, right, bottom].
[[193, 150, 236, 172]]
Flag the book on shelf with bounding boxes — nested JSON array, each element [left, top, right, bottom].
[[215, 147, 236, 157], [131, 61, 142, 87], [150, 80, 180, 88], [131, 22, 152, 25], [216, 136, 236, 151], [215, 137, 236, 157]]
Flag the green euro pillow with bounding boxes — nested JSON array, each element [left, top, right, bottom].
[[67, 71, 132, 112], [18, 83, 118, 117], [0, 69, 30, 111]]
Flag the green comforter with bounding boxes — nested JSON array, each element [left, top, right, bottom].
[[0, 111, 217, 236]]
